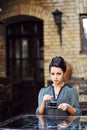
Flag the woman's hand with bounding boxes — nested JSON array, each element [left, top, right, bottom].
[[58, 103, 70, 111], [58, 103, 76, 115], [43, 95, 53, 103]]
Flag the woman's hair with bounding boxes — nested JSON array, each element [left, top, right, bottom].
[[49, 56, 66, 73]]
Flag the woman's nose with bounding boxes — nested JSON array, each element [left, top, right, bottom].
[[54, 74, 58, 78]]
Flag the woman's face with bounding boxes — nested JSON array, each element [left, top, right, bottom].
[[50, 66, 64, 85]]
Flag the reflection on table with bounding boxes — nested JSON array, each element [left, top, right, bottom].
[[0, 114, 87, 130]]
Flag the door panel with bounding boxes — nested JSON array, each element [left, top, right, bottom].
[[6, 18, 44, 114]]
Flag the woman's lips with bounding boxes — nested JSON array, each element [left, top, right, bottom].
[[54, 80, 58, 82]]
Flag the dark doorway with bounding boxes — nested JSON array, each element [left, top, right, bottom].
[[6, 15, 44, 115]]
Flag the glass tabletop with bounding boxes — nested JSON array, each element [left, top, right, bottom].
[[0, 114, 87, 130]]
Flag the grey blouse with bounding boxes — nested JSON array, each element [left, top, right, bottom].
[[36, 84, 81, 116]]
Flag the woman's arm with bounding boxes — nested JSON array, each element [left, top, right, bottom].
[[58, 103, 76, 115], [36, 87, 53, 114], [38, 101, 46, 114], [58, 87, 81, 115], [67, 104, 76, 115], [70, 87, 81, 115], [39, 94, 53, 114]]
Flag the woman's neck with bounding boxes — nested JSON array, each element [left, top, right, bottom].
[[53, 82, 64, 89], [52, 82, 64, 98]]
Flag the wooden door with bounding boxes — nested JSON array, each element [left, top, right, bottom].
[[6, 19, 44, 114]]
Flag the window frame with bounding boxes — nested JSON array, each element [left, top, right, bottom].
[[80, 14, 87, 54]]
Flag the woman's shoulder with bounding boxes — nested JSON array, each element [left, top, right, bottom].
[[39, 85, 52, 93], [40, 85, 52, 90], [64, 83, 77, 92], [64, 83, 73, 88], [64, 83, 76, 90]]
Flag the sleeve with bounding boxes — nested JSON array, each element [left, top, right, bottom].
[[36, 87, 45, 114], [70, 87, 82, 116]]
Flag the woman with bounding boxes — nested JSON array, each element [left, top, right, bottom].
[[36, 56, 81, 116]]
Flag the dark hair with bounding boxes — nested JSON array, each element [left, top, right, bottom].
[[49, 56, 66, 73]]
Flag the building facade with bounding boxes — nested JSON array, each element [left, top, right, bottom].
[[0, 0, 87, 84], [0, 0, 87, 117]]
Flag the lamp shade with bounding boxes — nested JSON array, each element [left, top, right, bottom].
[[52, 9, 62, 24]]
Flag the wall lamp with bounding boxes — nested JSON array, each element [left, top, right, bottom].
[[52, 9, 63, 46]]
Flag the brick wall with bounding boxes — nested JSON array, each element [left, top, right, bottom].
[[0, 0, 87, 85]]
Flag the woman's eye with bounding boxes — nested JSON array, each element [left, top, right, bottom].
[[51, 72, 61, 75], [51, 73, 55, 75], [57, 72, 61, 75]]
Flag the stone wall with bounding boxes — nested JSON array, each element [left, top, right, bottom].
[[0, 0, 87, 85]]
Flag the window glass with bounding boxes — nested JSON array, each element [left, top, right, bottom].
[[82, 18, 87, 51], [21, 23, 37, 34], [22, 39, 28, 58], [9, 39, 14, 58], [22, 60, 33, 80], [80, 15, 87, 53], [15, 39, 20, 59], [14, 60, 21, 79]]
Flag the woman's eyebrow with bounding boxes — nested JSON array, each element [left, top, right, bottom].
[[57, 72, 61, 74]]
